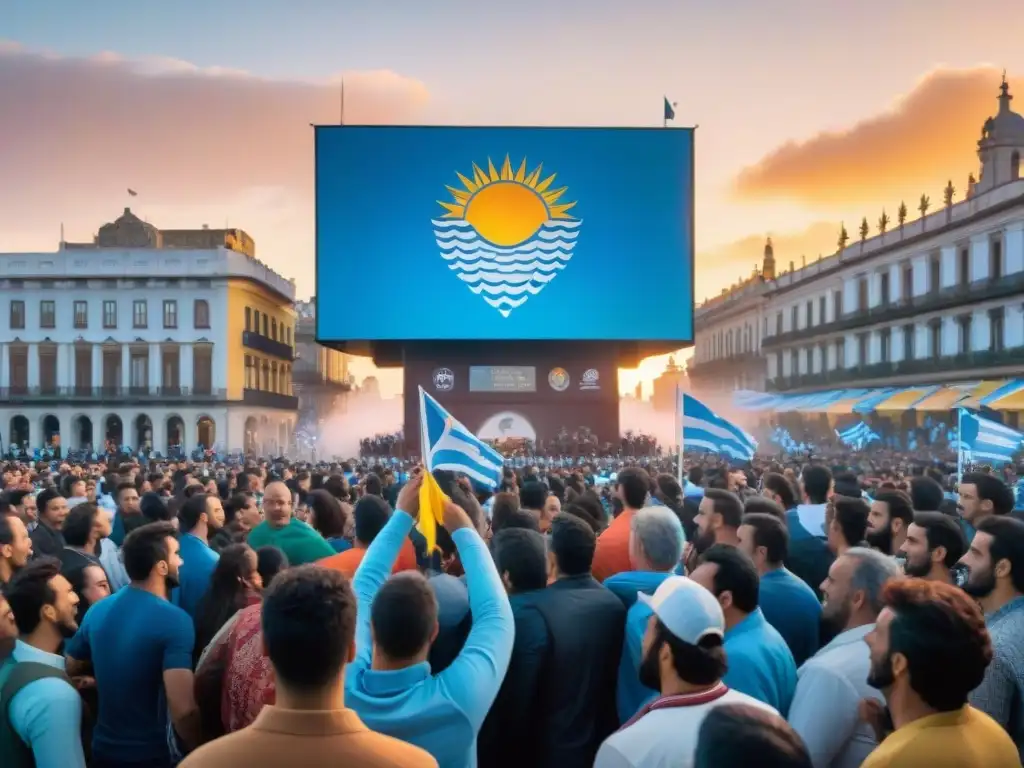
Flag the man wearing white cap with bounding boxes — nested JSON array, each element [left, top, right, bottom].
[[593, 576, 777, 768]]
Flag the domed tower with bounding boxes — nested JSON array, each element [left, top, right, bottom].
[[761, 236, 776, 280], [976, 73, 1024, 194]]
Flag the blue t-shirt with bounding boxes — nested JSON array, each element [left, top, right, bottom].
[[723, 607, 798, 716], [65, 586, 195, 763], [172, 532, 220, 619], [758, 567, 822, 667]]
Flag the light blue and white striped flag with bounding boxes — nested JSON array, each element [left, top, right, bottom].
[[836, 422, 880, 450], [419, 386, 503, 488], [958, 409, 1024, 466], [681, 393, 757, 460]]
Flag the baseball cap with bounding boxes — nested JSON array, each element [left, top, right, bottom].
[[638, 576, 725, 645]]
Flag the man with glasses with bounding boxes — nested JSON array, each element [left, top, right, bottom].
[[246, 480, 334, 565]]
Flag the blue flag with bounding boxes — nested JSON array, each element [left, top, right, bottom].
[[664, 97, 676, 122], [681, 393, 756, 460], [419, 387, 503, 488]]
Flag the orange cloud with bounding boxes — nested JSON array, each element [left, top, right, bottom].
[[695, 221, 838, 301], [732, 67, 1012, 207], [0, 43, 428, 237]]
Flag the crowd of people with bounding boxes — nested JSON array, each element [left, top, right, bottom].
[[0, 452, 1023, 766]]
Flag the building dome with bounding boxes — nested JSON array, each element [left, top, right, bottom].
[[96, 207, 158, 248], [981, 76, 1024, 146]]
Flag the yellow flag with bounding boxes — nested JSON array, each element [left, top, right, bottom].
[[417, 471, 449, 554]]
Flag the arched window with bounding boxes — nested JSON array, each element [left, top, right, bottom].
[[194, 300, 210, 329], [1012, 151, 1020, 181]]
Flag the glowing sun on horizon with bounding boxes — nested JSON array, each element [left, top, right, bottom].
[[437, 155, 577, 247]]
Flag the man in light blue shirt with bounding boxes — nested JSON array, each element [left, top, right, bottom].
[[346, 474, 514, 768], [690, 544, 797, 716], [1, 557, 87, 768], [172, 493, 224, 618], [604, 505, 685, 723], [738, 513, 822, 666], [788, 548, 901, 768]]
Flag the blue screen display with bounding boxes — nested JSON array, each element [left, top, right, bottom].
[[315, 125, 694, 342]]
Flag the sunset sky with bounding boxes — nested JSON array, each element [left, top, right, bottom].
[[3, 1, 1023, 398]]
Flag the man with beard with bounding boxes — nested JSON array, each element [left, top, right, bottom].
[[959, 472, 1016, 542], [860, 579, 1018, 767], [66, 521, 201, 765], [0, 512, 33, 587], [594, 576, 776, 768], [866, 490, 914, 558], [690, 545, 797, 715], [959, 515, 1024, 757], [685, 489, 742, 572], [0, 557, 86, 766], [788, 548, 901, 768], [898, 512, 966, 584], [173, 493, 225, 619]]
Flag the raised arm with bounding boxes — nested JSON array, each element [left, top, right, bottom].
[[438, 500, 514, 730], [352, 473, 423, 668]]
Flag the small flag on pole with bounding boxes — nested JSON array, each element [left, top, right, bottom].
[[127, 188, 138, 197], [418, 386, 503, 552], [663, 97, 676, 126]]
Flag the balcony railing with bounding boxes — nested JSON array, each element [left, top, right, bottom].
[[762, 272, 1024, 349], [292, 368, 354, 389], [0, 386, 225, 402], [686, 352, 765, 378], [242, 388, 299, 410], [766, 347, 1024, 391], [242, 331, 294, 361]]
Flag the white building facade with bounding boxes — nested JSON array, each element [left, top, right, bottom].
[[0, 216, 298, 455], [697, 77, 1024, 398], [687, 240, 772, 394]]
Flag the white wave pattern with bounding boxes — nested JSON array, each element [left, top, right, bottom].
[[433, 219, 581, 317]]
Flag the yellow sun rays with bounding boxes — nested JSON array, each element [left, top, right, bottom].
[[437, 155, 577, 221]]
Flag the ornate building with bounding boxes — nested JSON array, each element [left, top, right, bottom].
[[651, 356, 688, 412], [694, 76, 1024, 399], [686, 239, 773, 395], [293, 298, 354, 432], [0, 208, 298, 455]]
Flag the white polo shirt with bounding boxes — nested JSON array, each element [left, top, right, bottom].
[[594, 683, 777, 768]]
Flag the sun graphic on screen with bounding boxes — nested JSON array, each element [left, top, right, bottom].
[[437, 156, 577, 247]]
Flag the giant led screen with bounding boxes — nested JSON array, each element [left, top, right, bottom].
[[315, 125, 694, 342]]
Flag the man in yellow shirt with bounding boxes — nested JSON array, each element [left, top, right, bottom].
[[860, 578, 1020, 767]]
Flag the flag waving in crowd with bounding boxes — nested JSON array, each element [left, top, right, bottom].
[[417, 386, 503, 551], [957, 408, 1024, 466], [679, 392, 757, 461]]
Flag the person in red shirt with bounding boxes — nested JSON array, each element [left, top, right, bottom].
[[319, 495, 417, 578], [592, 468, 652, 582]]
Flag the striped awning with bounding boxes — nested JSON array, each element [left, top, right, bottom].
[[852, 388, 903, 414], [961, 380, 1017, 409], [911, 383, 980, 411], [869, 386, 942, 412], [980, 379, 1024, 410], [822, 390, 874, 414], [779, 390, 859, 413], [733, 390, 783, 411]]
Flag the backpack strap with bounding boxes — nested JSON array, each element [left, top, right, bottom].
[[0, 660, 72, 768]]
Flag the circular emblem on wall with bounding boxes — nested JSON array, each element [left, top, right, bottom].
[[548, 367, 570, 392], [580, 368, 600, 390], [432, 367, 455, 391]]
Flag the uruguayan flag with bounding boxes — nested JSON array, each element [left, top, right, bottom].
[[419, 387, 503, 488], [958, 409, 1024, 466], [836, 422, 881, 450], [681, 393, 757, 460]]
